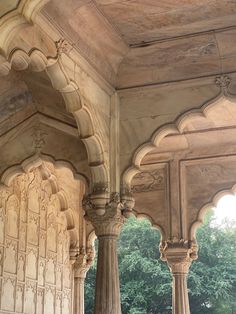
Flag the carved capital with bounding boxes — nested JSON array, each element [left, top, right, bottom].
[[72, 246, 95, 279], [84, 192, 125, 237], [160, 238, 198, 274]]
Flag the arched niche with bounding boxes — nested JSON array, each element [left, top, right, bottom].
[[0, 158, 87, 314]]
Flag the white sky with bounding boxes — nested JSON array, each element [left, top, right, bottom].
[[213, 194, 236, 226]]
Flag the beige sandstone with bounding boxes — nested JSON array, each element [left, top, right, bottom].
[[0, 1, 236, 313]]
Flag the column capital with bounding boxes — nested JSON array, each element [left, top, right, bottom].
[[83, 192, 125, 237], [72, 246, 95, 279], [160, 238, 198, 274]]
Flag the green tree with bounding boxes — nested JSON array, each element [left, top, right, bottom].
[[85, 214, 236, 314]]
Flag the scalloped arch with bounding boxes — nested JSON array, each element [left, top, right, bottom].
[[189, 184, 236, 240], [125, 210, 166, 239], [123, 91, 236, 189], [0, 47, 108, 188], [0, 0, 49, 54], [0, 154, 86, 248]]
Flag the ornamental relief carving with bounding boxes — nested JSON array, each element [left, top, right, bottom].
[[0, 166, 74, 314], [131, 169, 165, 193]]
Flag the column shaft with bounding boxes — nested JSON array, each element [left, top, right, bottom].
[[74, 277, 85, 314], [172, 272, 190, 314], [94, 235, 121, 314]]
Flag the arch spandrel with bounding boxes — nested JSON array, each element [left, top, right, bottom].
[[122, 79, 236, 242], [130, 164, 169, 240], [122, 76, 236, 188]]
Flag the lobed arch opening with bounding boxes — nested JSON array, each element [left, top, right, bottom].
[[190, 185, 236, 241], [122, 85, 236, 192]]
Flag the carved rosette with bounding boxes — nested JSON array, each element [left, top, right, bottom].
[[83, 192, 125, 237], [160, 238, 198, 274]]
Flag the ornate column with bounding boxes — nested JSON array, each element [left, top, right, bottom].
[[160, 239, 198, 314], [84, 192, 125, 314], [72, 247, 94, 314]]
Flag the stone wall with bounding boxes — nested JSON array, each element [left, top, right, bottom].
[[0, 167, 73, 314]]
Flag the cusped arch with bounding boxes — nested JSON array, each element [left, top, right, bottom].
[[190, 184, 236, 240], [0, 47, 108, 189], [0, 0, 49, 53], [0, 154, 87, 249], [122, 79, 236, 192], [125, 210, 166, 240]]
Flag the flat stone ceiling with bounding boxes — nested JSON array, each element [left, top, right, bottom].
[[95, 0, 236, 46], [40, 0, 236, 87]]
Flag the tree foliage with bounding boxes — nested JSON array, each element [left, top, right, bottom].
[[85, 213, 236, 314]]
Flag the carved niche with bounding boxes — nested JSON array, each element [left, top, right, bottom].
[[0, 165, 74, 314]]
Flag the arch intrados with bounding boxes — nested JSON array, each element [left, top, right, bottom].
[[190, 184, 236, 240], [0, 46, 108, 187]]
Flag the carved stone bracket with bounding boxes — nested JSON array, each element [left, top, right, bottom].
[[160, 238, 198, 274], [71, 246, 95, 279]]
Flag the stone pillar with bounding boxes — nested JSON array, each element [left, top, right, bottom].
[[72, 247, 95, 314], [84, 192, 125, 314], [160, 239, 198, 314]]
